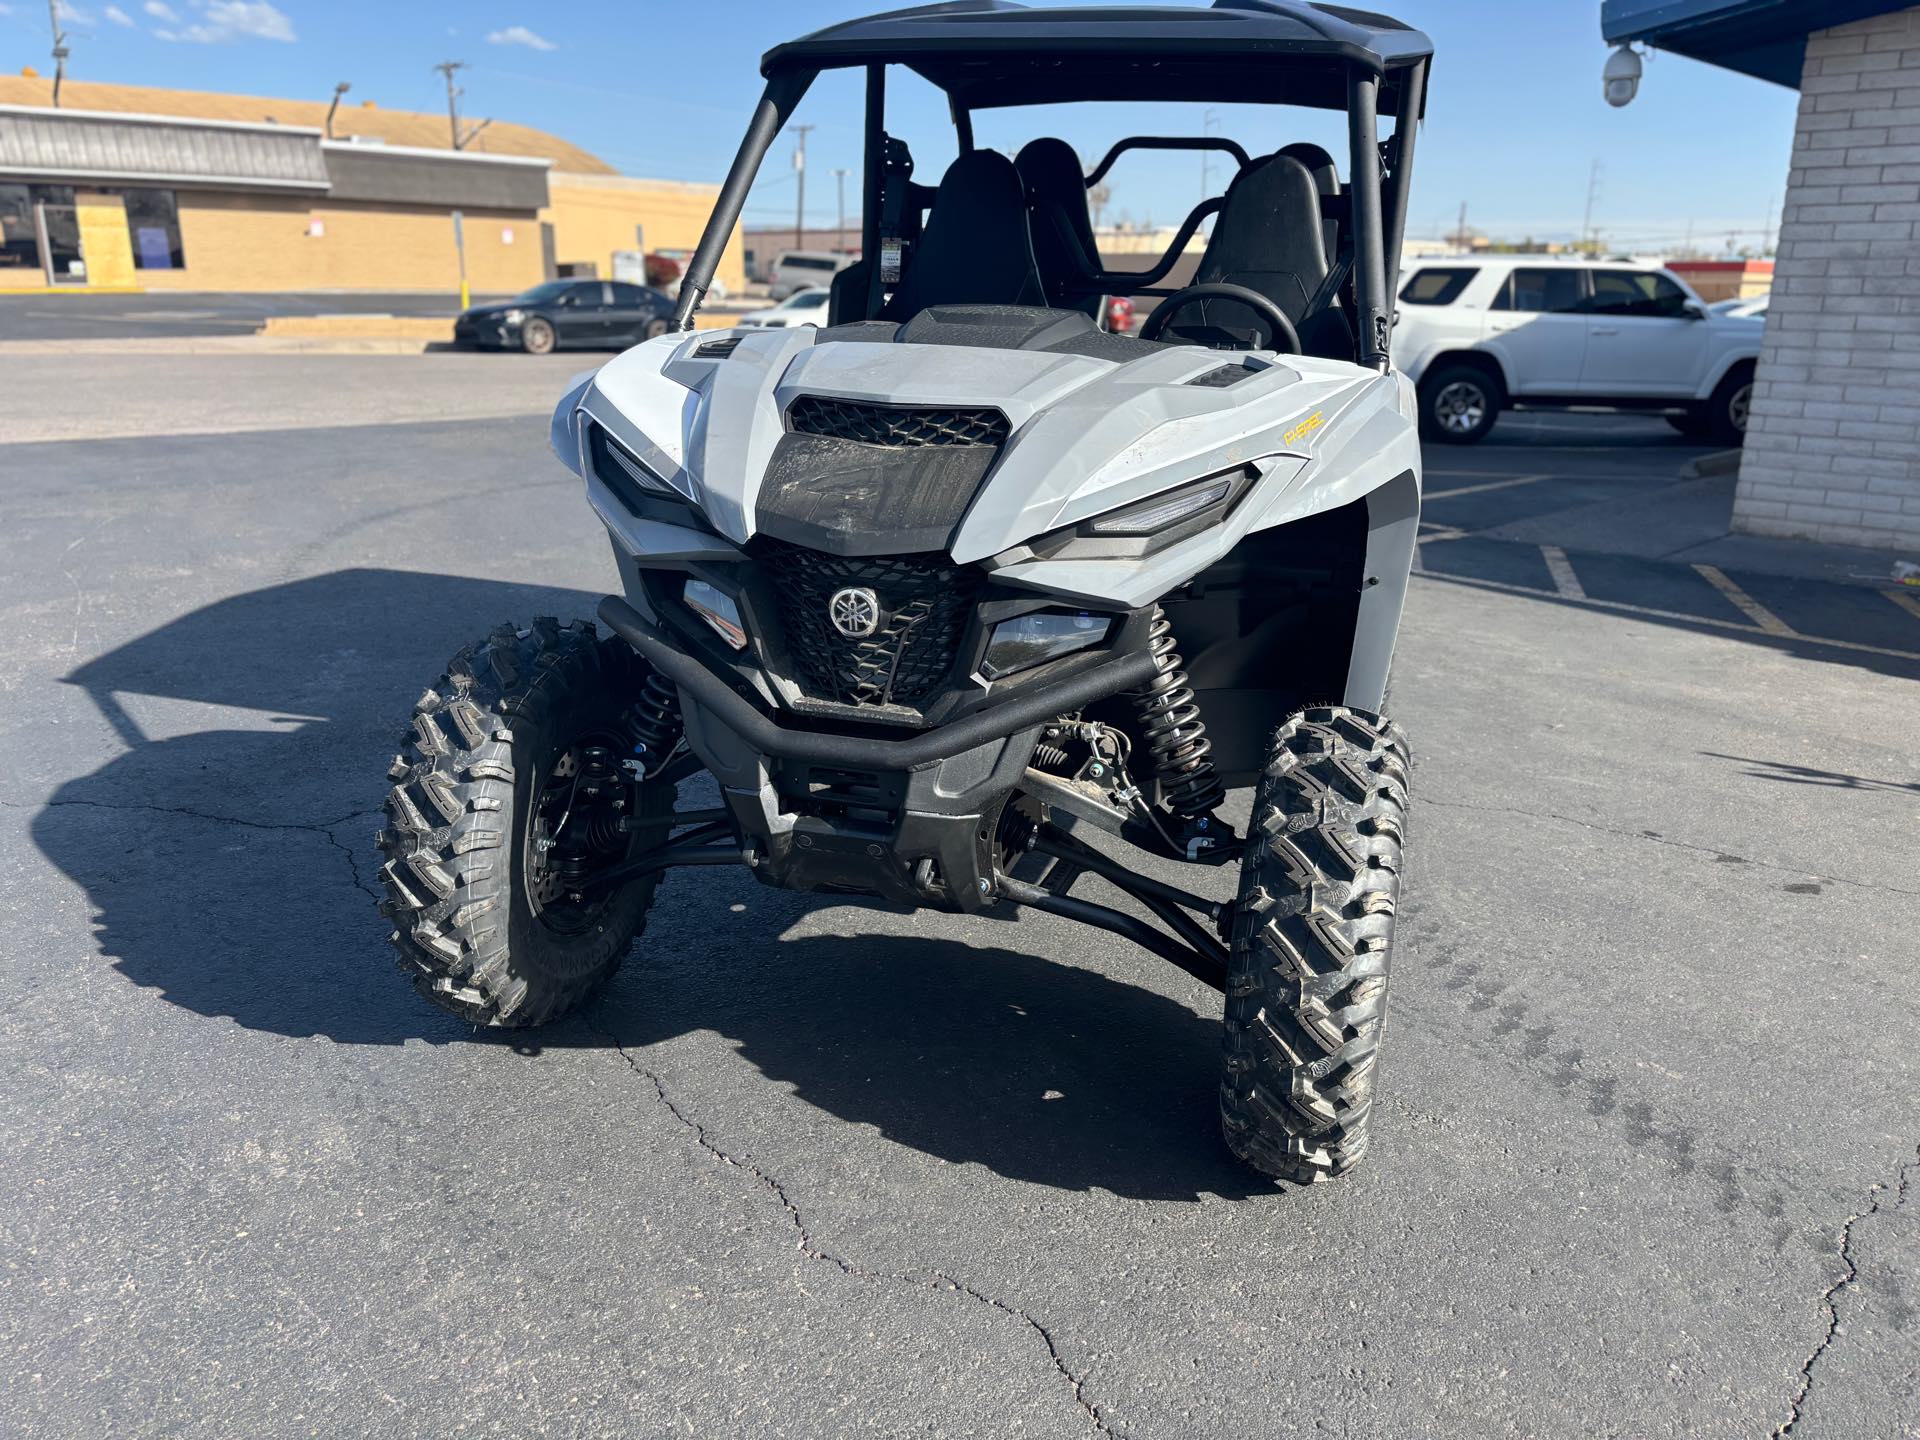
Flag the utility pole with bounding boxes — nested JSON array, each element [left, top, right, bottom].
[[1581, 159, 1603, 253], [47, 0, 69, 109], [789, 124, 814, 253], [1200, 107, 1219, 205], [433, 61, 469, 150], [832, 167, 848, 254], [1453, 200, 1468, 250], [325, 81, 351, 140]]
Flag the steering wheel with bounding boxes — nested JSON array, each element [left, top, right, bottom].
[[1139, 282, 1301, 354]]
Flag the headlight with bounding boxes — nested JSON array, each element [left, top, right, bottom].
[[1085, 474, 1238, 536], [592, 426, 679, 498], [980, 610, 1111, 679], [683, 578, 747, 649], [502, 308, 525, 323], [1026, 465, 1259, 561]]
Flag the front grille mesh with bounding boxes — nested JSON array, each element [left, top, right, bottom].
[[756, 539, 980, 708], [787, 395, 1009, 448]]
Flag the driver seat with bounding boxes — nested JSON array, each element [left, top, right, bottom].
[[881, 150, 1047, 321], [1168, 152, 1331, 351]]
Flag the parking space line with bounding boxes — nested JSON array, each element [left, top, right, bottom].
[[1884, 588, 1920, 623], [1414, 570, 1920, 664], [1693, 564, 1796, 637], [1540, 545, 1586, 600], [1424, 472, 1555, 499]]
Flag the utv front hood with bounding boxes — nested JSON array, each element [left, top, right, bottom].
[[567, 325, 1410, 577]]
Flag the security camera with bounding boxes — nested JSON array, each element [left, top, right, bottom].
[[1604, 45, 1643, 108]]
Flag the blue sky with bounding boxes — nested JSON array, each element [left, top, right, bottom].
[[4, 1, 1800, 252]]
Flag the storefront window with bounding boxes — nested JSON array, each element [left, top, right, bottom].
[[0, 184, 34, 274], [123, 188, 186, 270], [0, 184, 184, 277]]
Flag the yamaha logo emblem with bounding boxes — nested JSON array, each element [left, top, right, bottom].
[[828, 586, 882, 639]]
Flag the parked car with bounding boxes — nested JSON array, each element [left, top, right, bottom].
[[735, 288, 831, 327], [1711, 292, 1770, 319], [453, 279, 675, 355], [1393, 256, 1763, 443], [767, 250, 854, 300]]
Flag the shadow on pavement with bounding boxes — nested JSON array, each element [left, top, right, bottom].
[[1700, 751, 1920, 795], [36, 567, 604, 1045], [604, 932, 1266, 1202], [34, 567, 1260, 1197]]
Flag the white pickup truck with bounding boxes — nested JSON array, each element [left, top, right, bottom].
[[1393, 255, 1764, 444]]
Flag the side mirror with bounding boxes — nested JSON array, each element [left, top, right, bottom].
[[1683, 300, 1707, 320]]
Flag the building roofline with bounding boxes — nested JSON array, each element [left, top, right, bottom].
[[319, 138, 551, 169], [0, 102, 325, 137]]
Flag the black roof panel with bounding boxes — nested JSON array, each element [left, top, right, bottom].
[[764, 1, 1432, 112]]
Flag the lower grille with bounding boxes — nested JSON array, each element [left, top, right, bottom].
[[756, 539, 980, 708]]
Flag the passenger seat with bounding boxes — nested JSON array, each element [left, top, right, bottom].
[[1015, 137, 1104, 318]]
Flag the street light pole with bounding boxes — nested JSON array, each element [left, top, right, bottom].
[[325, 81, 351, 140], [832, 167, 848, 254], [790, 123, 814, 254]]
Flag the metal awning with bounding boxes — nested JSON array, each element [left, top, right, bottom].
[[0, 105, 329, 190], [0, 106, 552, 209], [1600, 0, 1911, 86], [322, 141, 550, 210]]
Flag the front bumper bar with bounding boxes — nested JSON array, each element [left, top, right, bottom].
[[597, 595, 1158, 769]]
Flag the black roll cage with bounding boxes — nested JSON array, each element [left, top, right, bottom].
[[672, 39, 1427, 371]]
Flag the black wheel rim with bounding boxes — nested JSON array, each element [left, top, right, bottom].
[[522, 731, 637, 935]]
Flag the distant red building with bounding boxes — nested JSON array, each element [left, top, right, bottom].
[[1666, 259, 1773, 303]]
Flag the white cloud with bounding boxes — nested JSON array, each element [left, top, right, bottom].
[[54, 1, 97, 26], [153, 0, 295, 43], [105, 4, 135, 24], [143, 1, 178, 18], [486, 24, 554, 52]]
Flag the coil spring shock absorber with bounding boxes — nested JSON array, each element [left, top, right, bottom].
[[1128, 605, 1225, 820], [625, 667, 683, 777]]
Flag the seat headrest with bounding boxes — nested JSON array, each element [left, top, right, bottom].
[[1276, 143, 1341, 196], [1015, 137, 1088, 199], [881, 149, 1045, 320]]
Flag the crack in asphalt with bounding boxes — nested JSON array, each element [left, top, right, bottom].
[[1, 794, 386, 902], [583, 1013, 1121, 1438], [1774, 1145, 1920, 1437], [1416, 793, 1920, 898]]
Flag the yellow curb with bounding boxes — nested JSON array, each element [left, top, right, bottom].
[[261, 314, 454, 339]]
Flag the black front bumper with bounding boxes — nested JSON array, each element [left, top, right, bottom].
[[598, 596, 1157, 910]]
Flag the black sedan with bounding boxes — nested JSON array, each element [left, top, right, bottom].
[[453, 279, 675, 354]]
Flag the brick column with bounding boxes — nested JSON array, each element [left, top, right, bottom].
[[1736, 5, 1920, 553]]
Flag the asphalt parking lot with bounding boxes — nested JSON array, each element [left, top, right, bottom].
[[2, 351, 1915, 1438], [0, 291, 505, 342]]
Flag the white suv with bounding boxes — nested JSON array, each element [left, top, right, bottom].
[[1392, 256, 1763, 444]]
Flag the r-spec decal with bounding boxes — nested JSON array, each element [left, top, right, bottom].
[[1284, 410, 1326, 448]]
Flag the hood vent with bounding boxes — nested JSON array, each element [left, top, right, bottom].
[[694, 334, 743, 359], [787, 395, 1009, 449], [1188, 361, 1262, 388]]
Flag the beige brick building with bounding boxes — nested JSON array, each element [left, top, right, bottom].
[[1740, 9, 1920, 552], [1605, 0, 1920, 554], [0, 77, 743, 296]]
